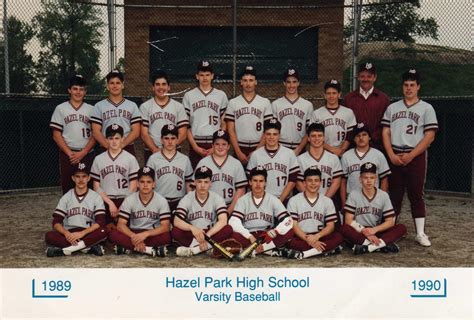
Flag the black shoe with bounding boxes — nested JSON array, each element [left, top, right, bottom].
[[280, 248, 303, 260], [353, 244, 369, 255], [325, 245, 343, 256], [380, 243, 400, 253], [152, 246, 168, 257], [114, 245, 131, 255], [46, 247, 65, 257], [87, 245, 104, 256]]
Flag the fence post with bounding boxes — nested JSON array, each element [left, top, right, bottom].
[[107, 0, 117, 71], [351, 0, 362, 91], [232, 0, 237, 97], [3, 0, 9, 94]]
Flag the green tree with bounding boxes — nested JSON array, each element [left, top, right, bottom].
[[34, 0, 105, 94], [0, 16, 36, 93], [344, 0, 439, 43]]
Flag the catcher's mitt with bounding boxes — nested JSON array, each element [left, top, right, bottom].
[[212, 238, 242, 259]]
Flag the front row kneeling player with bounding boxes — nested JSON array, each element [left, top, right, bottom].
[[108, 166, 171, 257], [45, 162, 108, 257], [172, 166, 233, 257], [229, 166, 294, 256], [340, 162, 407, 255], [283, 167, 344, 259]]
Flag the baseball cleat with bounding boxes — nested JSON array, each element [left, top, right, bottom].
[[325, 245, 343, 256], [263, 248, 283, 257], [176, 246, 193, 257], [114, 245, 131, 255], [353, 244, 369, 255], [87, 245, 105, 256], [380, 243, 400, 253], [415, 234, 431, 247], [46, 247, 65, 257], [280, 248, 303, 260], [152, 246, 168, 257]]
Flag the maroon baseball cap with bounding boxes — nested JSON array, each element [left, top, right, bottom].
[[283, 68, 300, 81], [213, 129, 230, 143], [353, 122, 372, 138], [358, 62, 376, 74], [360, 162, 377, 174]]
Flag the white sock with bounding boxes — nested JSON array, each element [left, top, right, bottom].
[[62, 241, 86, 255], [144, 246, 154, 255], [362, 239, 371, 246], [368, 239, 386, 252], [190, 243, 211, 255], [189, 238, 199, 247], [414, 218, 426, 235], [302, 248, 322, 258], [261, 241, 276, 252]]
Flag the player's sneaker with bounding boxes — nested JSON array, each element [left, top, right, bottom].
[[353, 244, 369, 255], [46, 247, 65, 257], [263, 248, 283, 257], [280, 248, 303, 260], [415, 234, 431, 247], [114, 245, 131, 255], [325, 245, 343, 256], [176, 246, 193, 257], [152, 246, 168, 257], [380, 243, 400, 253], [87, 245, 105, 256]]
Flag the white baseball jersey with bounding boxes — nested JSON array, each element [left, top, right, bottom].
[[146, 151, 193, 202], [341, 148, 391, 195], [381, 99, 438, 152], [91, 98, 141, 137], [50, 101, 94, 150], [271, 96, 314, 149], [183, 88, 228, 143], [225, 94, 273, 148], [344, 188, 395, 227], [53, 189, 105, 230], [119, 191, 171, 230], [247, 146, 300, 198], [90, 150, 140, 198], [287, 192, 337, 234], [310, 105, 357, 147], [174, 191, 227, 229], [297, 150, 343, 195], [196, 155, 248, 204], [140, 97, 188, 148], [232, 192, 289, 233]]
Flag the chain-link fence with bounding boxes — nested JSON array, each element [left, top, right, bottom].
[[0, 0, 473, 193]]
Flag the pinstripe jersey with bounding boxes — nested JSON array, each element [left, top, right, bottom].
[[271, 96, 314, 149], [344, 188, 395, 227], [90, 150, 139, 198], [140, 97, 188, 148], [196, 155, 248, 204], [247, 146, 300, 198], [225, 94, 273, 148], [53, 189, 105, 230], [91, 98, 141, 137], [183, 88, 228, 143], [119, 191, 171, 230], [381, 99, 438, 152], [297, 150, 343, 195], [232, 192, 289, 233], [49, 101, 94, 150], [174, 191, 227, 229], [310, 105, 357, 147], [146, 151, 193, 202], [287, 192, 337, 234], [341, 148, 391, 195]]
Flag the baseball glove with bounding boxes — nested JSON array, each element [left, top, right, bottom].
[[211, 238, 242, 259]]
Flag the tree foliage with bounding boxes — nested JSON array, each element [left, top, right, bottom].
[[344, 0, 439, 43], [34, 0, 105, 94], [0, 16, 36, 93]]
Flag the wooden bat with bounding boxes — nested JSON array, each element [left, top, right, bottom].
[[204, 234, 235, 260]]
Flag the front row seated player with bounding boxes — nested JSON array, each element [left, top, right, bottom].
[[282, 167, 344, 259], [108, 166, 171, 257], [172, 166, 233, 257], [340, 162, 407, 255], [45, 162, 108, 257], [229, 166, 294, 256]]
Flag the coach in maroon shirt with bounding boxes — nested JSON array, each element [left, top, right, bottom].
[[343, 62, 390, 150]]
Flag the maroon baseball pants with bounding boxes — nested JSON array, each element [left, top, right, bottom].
[[171, 224, 233, 247], [231, 229, 295, 248], [108, 229, 171, 250], [45, 227, 108, 248], [340, 224, 407, 246], [189, 142, 213, 170], [287, 232, 344, 253], [59, 150, 95, 194]]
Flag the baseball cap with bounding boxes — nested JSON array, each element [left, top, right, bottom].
[[352, 122, 372, 138], [324, 79, 341, 92], [360, 162, 377, 174], [69, 74, 86, 88], [241, 65, 256, 78], [197, 60, 213, 73], [249, 166, 267, 180], [402, 68, 421, 83], [195, 166, 213, 180], [138, 166, 155, 180], [264, 118, 281, 132], [105, 123, 124, 138], [213, 129, 230, 143], [358, 62, 376, 74], [304, 167, 322, 179], [161, 124, 179, 137], [283, 68, 300, 81], [73, 162, 90, 175]]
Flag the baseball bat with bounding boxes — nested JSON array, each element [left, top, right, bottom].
[[204, 234, 235, 260], [233, 236, 264, 262]]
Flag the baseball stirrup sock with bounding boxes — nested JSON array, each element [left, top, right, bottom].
[[144, 246, 154, 255], [62, 241, 86, 255], [261, 241, 276, 253], [414, 218, 426, 236], [368, 239, 386, 252], [303, 248, 322, 258]]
